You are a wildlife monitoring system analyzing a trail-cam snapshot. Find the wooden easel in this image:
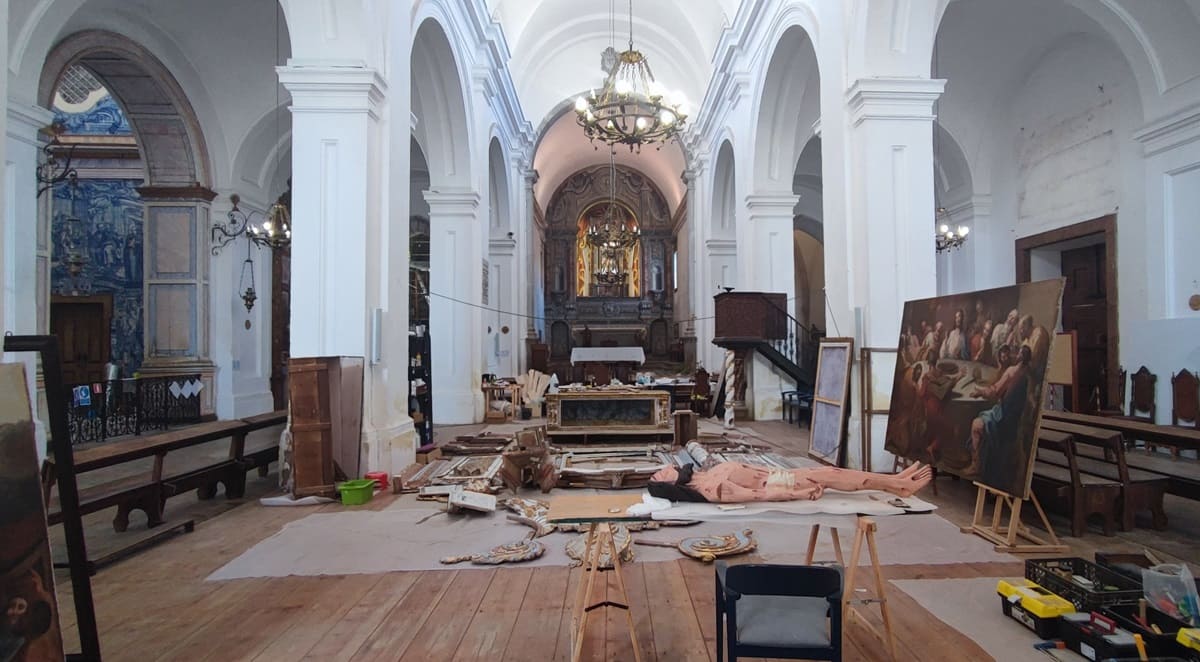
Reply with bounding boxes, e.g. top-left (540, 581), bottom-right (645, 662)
top-left (961, 482), bottom-right (1068, 553)
top-left (570, 522), bottom-right (642, 662)
top-left (806, 517), bottom-right (897, 662)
